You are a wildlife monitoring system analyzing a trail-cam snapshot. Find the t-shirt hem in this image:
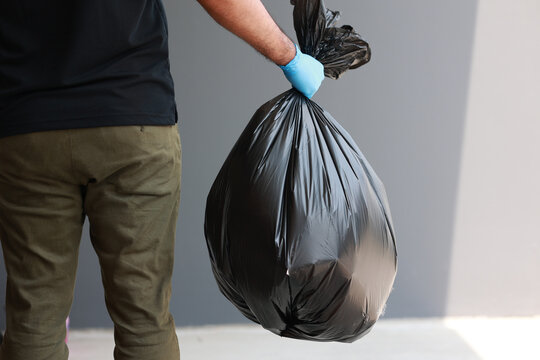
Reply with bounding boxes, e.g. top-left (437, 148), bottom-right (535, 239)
top-left (0, 112), bottom-right (178, 140)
